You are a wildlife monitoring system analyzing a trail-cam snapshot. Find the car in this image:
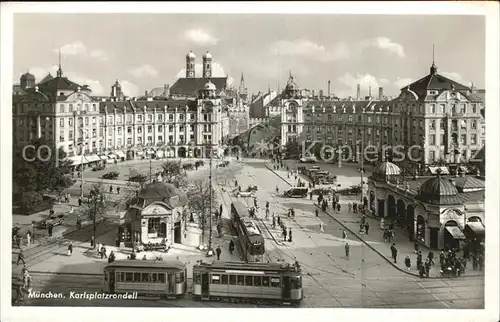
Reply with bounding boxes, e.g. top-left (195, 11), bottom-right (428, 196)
top-left (338, 185), bottom-right (361, 196)
top-left (35, 214), bottom-right (66, 229)
top-left (283, 187), bottom-right (309, 198)
top-left (217, 161), bottom-right (230, 168)
top-left (236, 191), bottom-right (255, 198)
top-left (300, 156), bottom-right (317, 163)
